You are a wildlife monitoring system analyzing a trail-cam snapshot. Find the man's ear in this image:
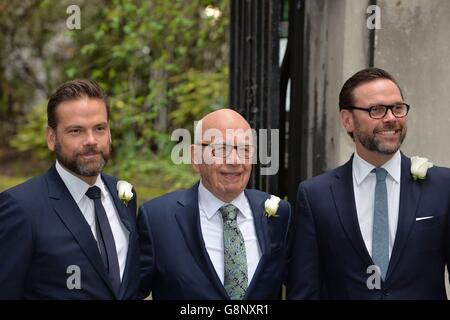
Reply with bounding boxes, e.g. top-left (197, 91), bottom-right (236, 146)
top-left (46, 126), bottom-right (56, 151)
top-left (340, 109), bottom-right (354, 136)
